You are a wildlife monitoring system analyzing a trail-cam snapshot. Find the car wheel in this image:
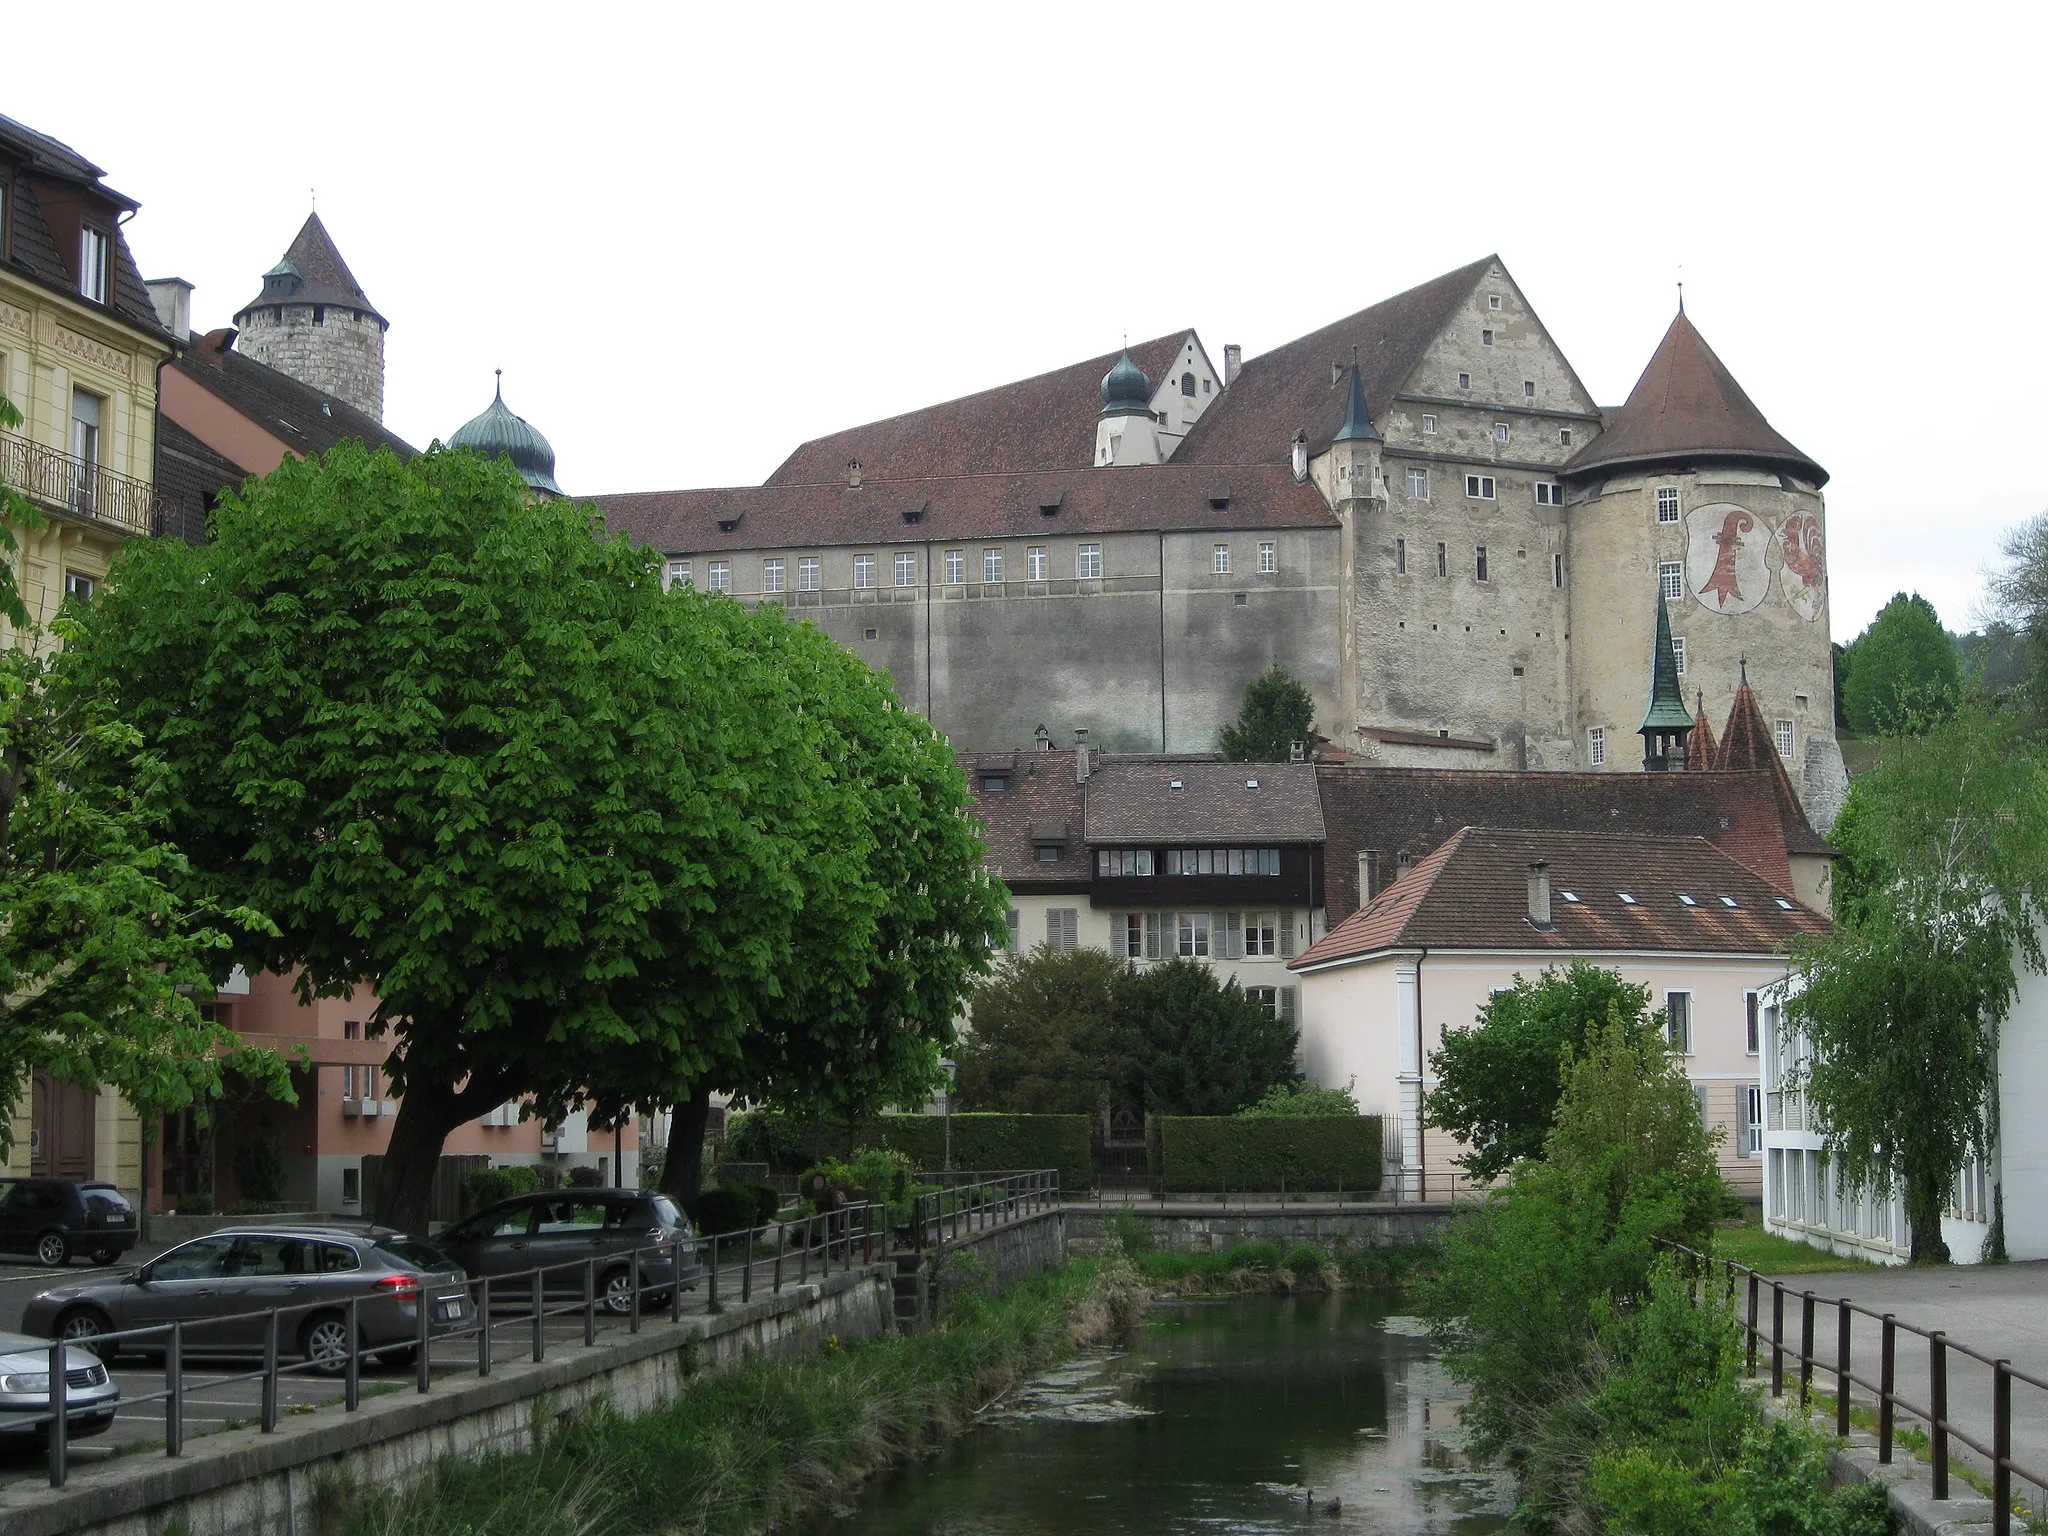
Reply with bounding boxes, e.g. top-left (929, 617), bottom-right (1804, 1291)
top-left (90, 1248), bottom-right (118, 1266)
top-left (56, 1307), bottom-right (118, 1362)
top-left (35, 1232), bottom-right (70, 1267)
top-left (384, 1344), bottom-right (419, 1369)
top-left (601, 1265), bottom-right (636, 1316)
top-left (300, 1313), bottom-right (355, 1376)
